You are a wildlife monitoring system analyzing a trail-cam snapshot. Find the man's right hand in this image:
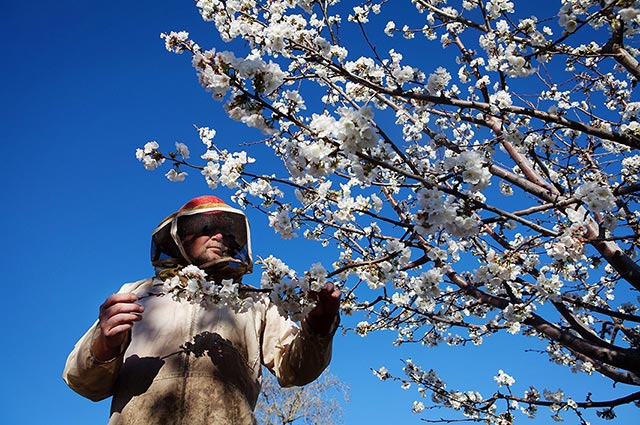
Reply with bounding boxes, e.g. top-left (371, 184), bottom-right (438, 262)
top-left (92, 293), bottom-right (144, 362)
